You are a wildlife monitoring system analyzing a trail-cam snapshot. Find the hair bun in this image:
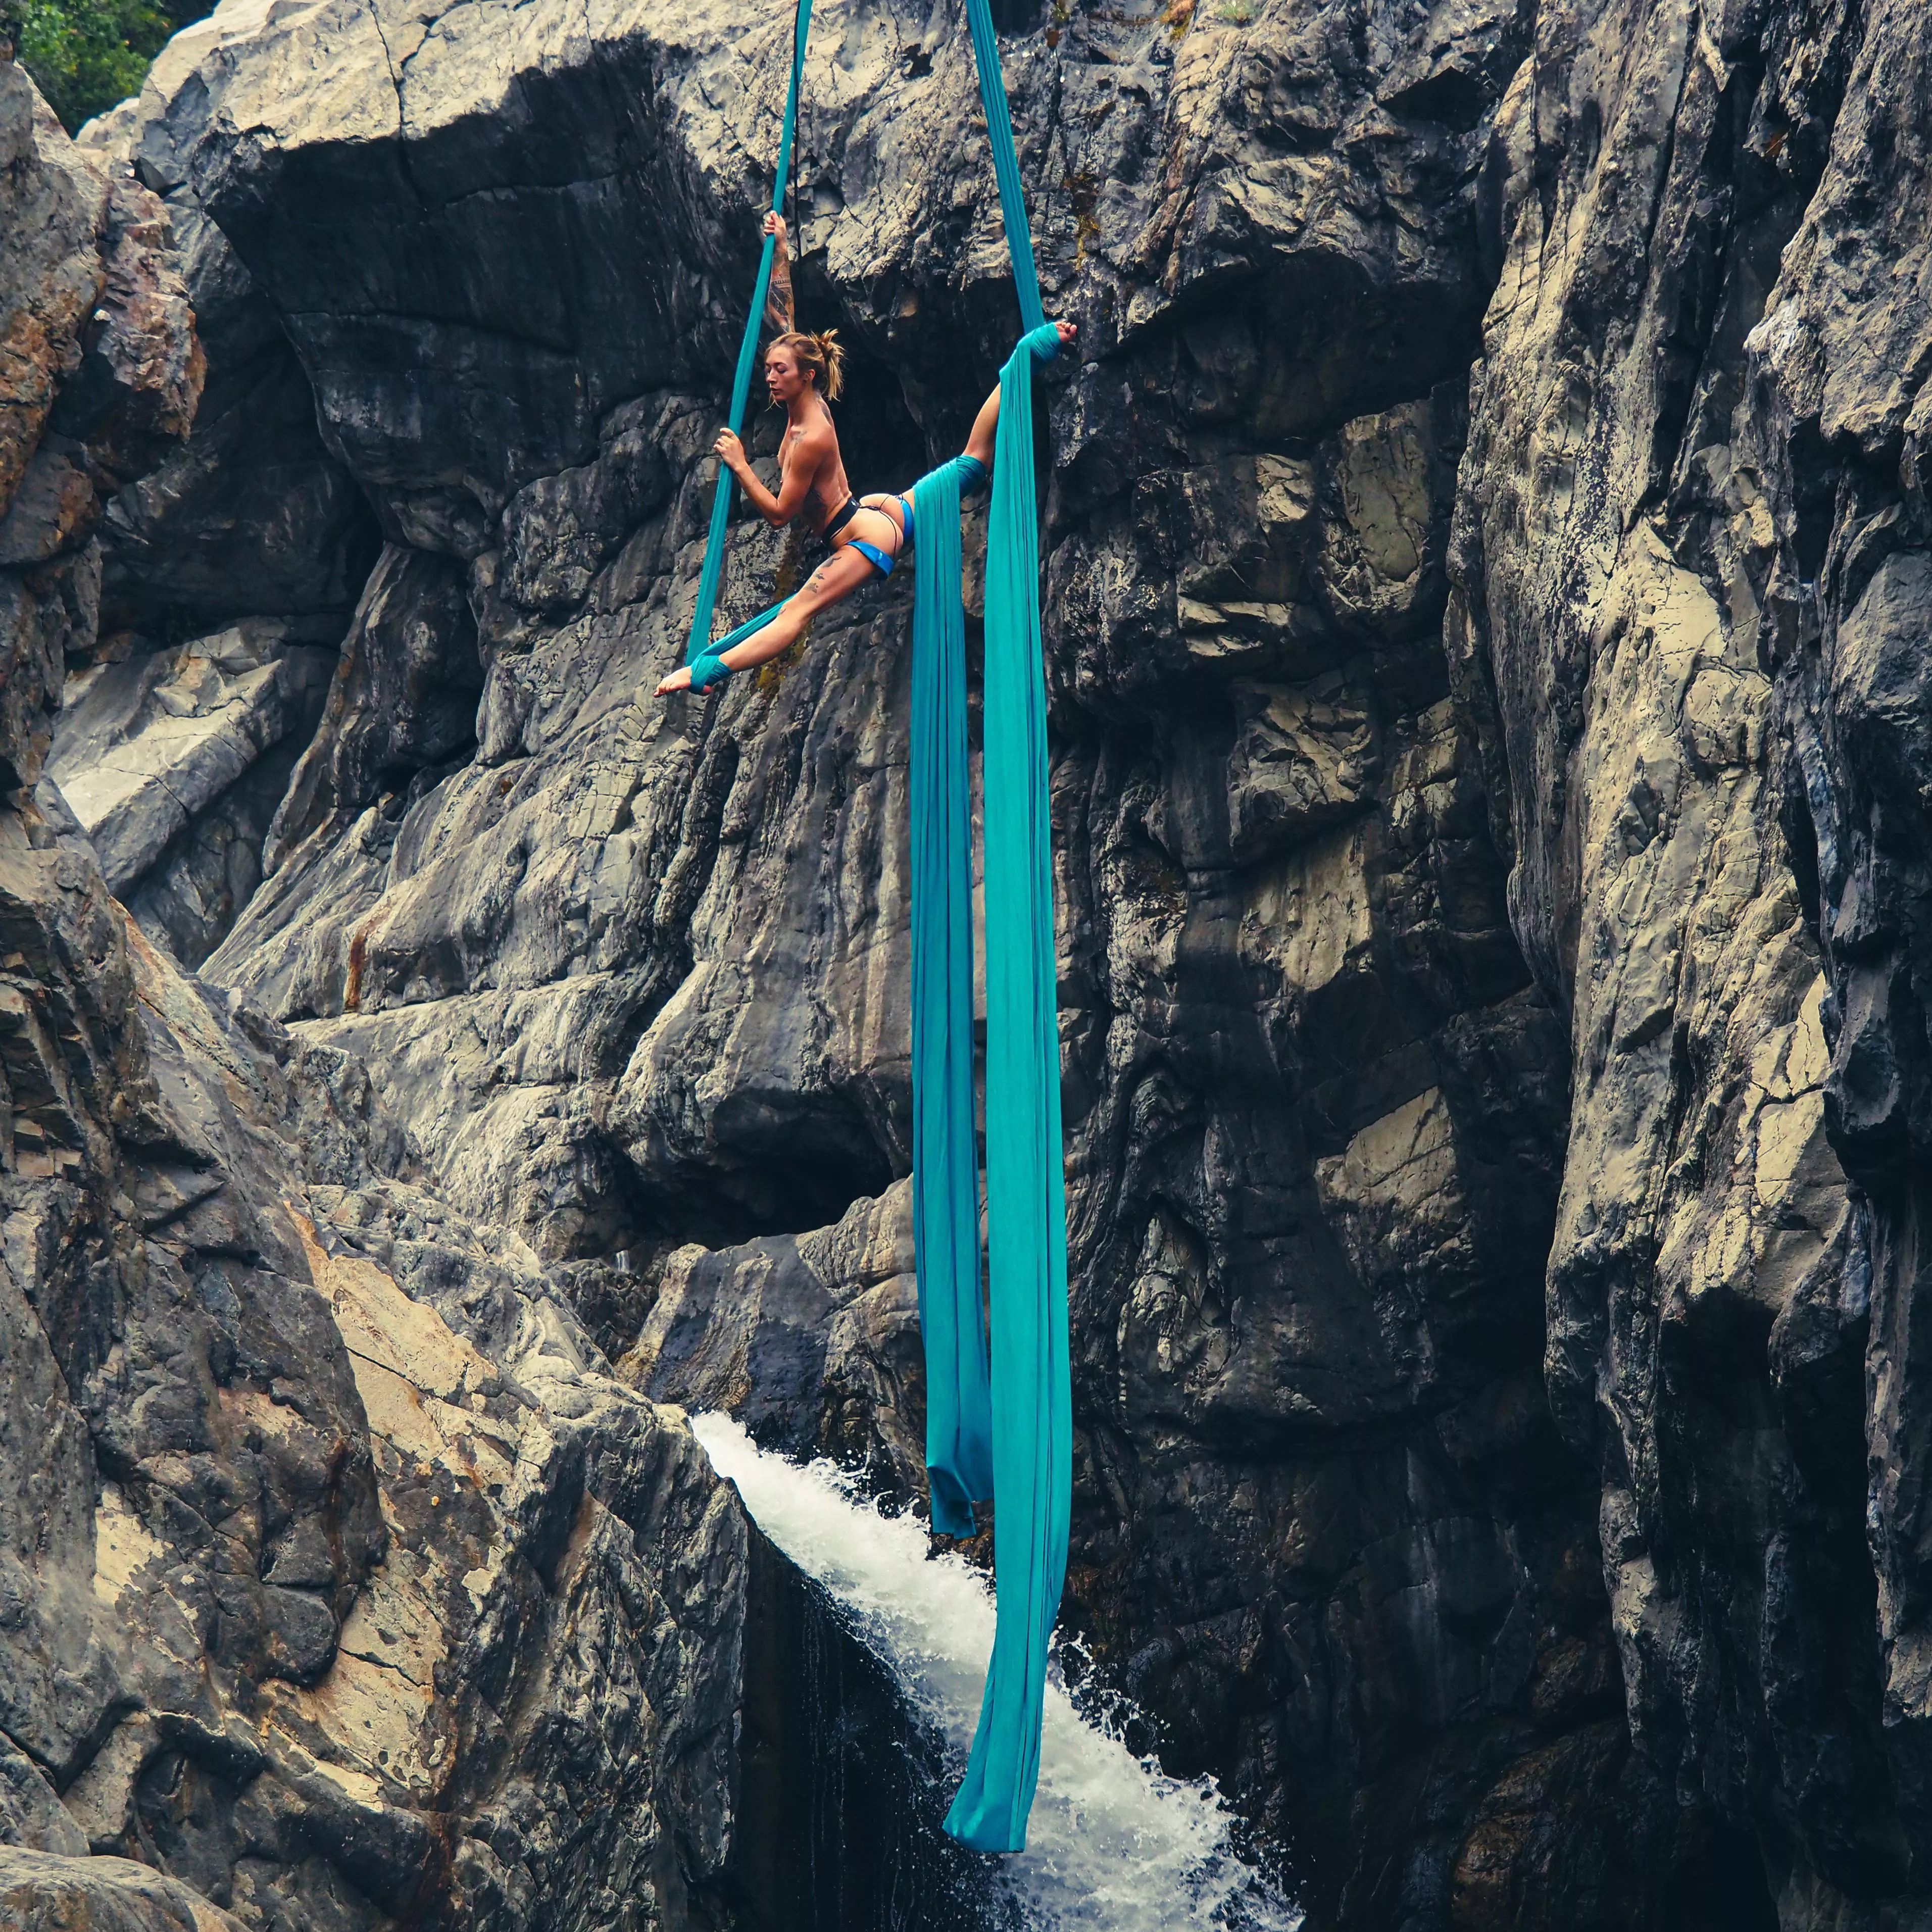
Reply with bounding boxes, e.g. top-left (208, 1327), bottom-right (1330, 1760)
top-left (814, 329), bottom-right (847, 401)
